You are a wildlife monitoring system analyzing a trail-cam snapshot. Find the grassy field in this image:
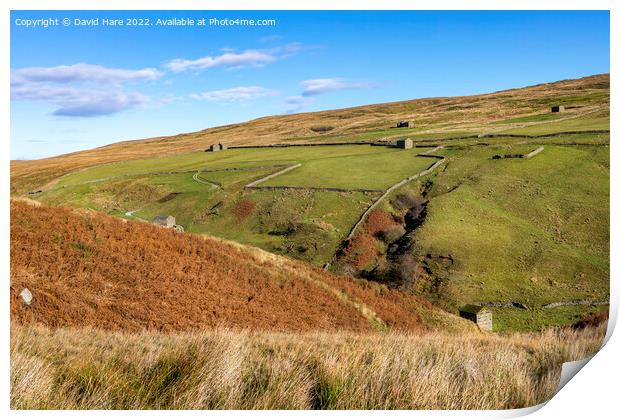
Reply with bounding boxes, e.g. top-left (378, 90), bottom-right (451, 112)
top-left (55, 145), bottom-right (434, 189)
top-left (496, 110), bottom-right (610, 135)
top-left (11, 321), bottom-right (606, 409)
top-left (408, 139), bottom-right (609, 330)
top-left (261, 146), bottom-right (434, 189)
top-left (35, 144), bottom-right (437, 266)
